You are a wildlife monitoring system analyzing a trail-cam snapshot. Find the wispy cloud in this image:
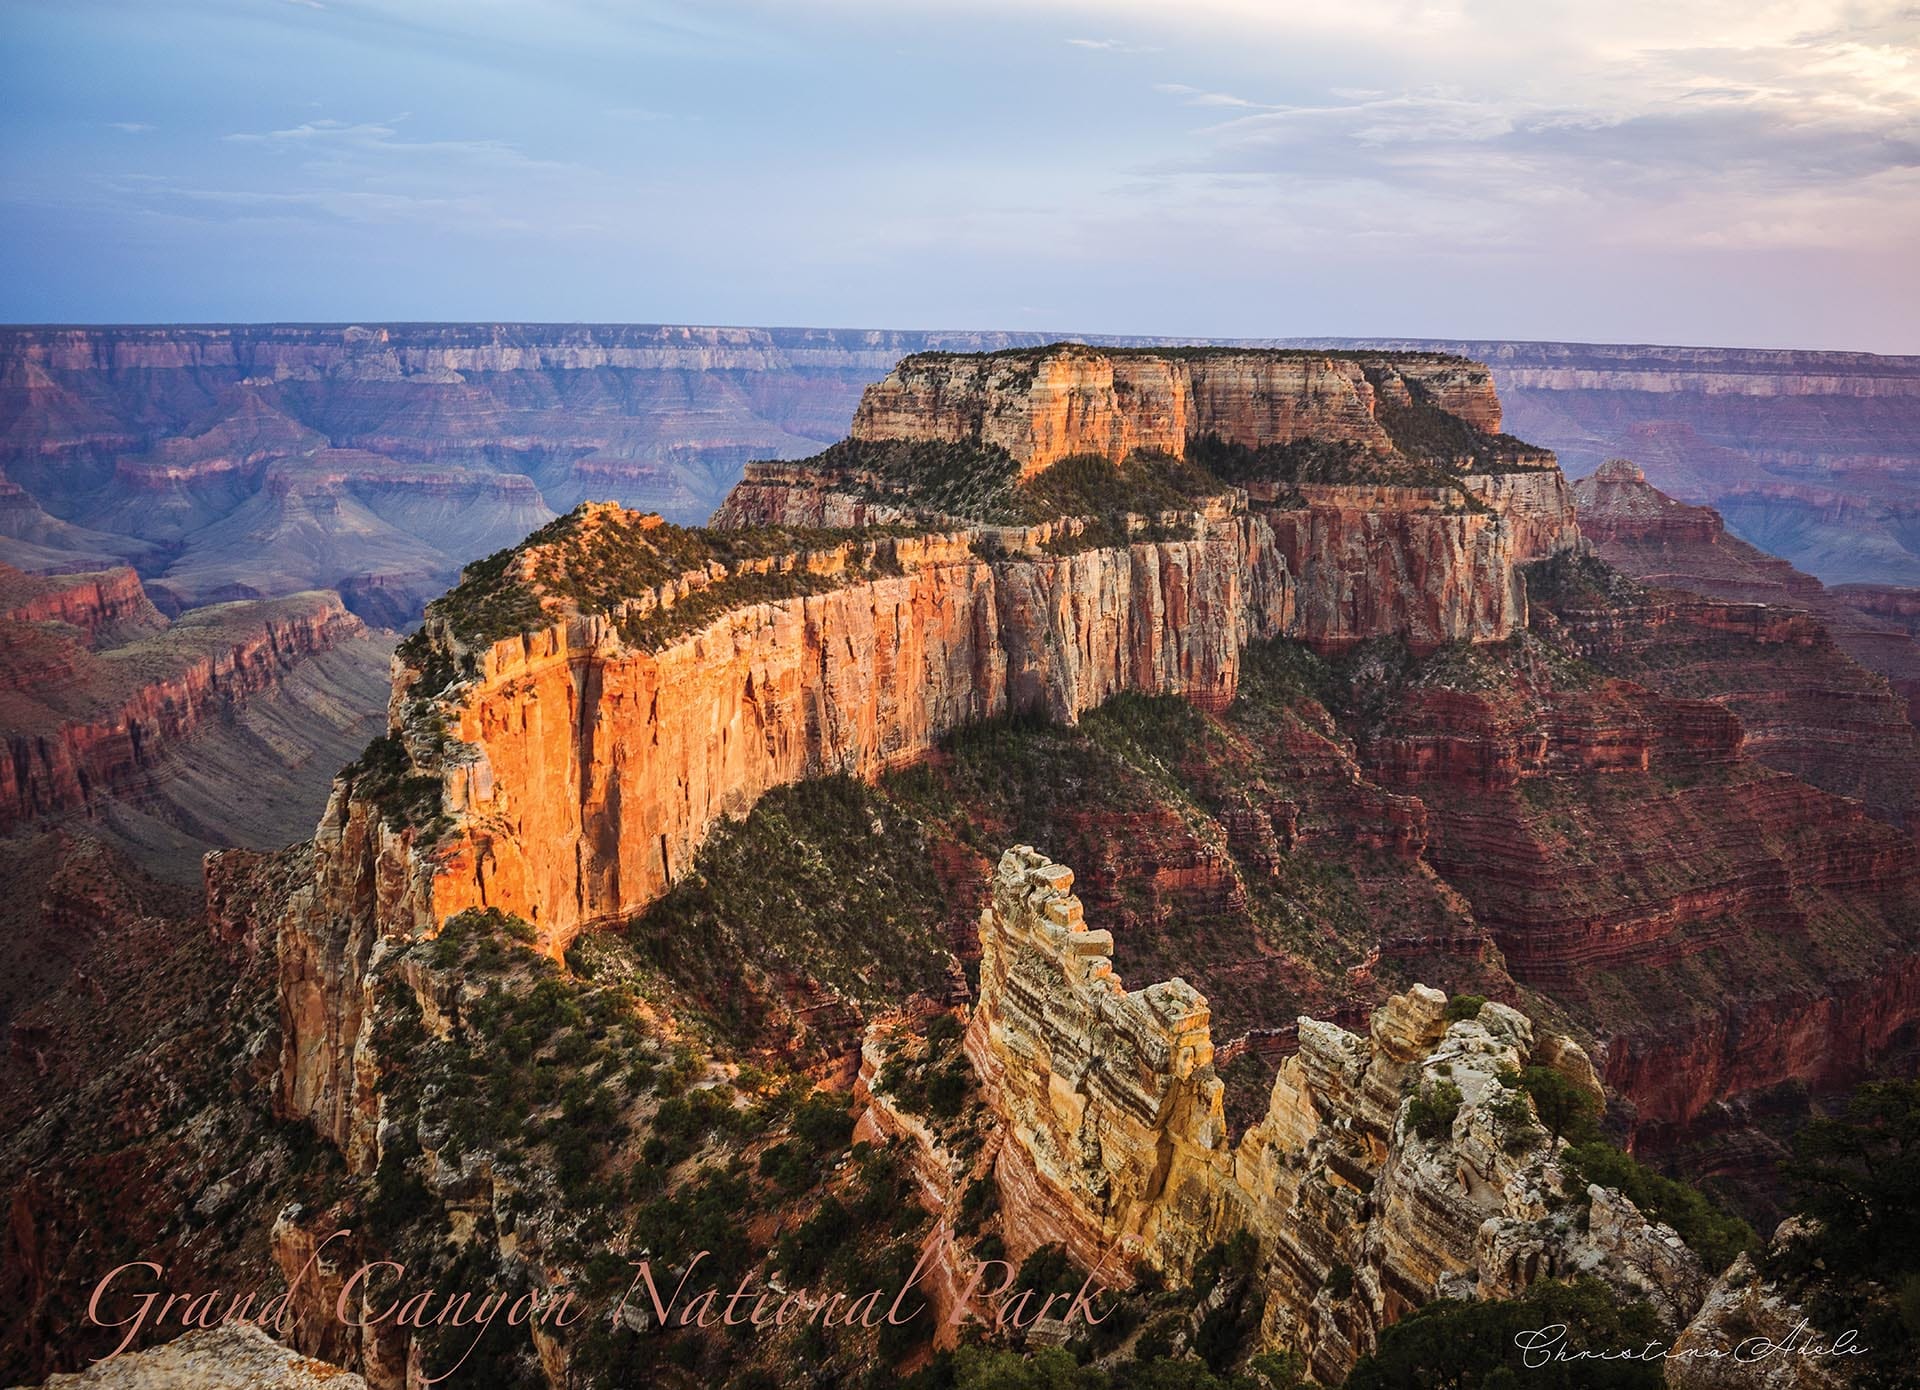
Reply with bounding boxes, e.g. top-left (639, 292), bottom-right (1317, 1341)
top-left (9, 0), bottom-right (1918, 345)
top-left (1153, 84), bottom-right (1272, 111)
top-left (221, 115), bottom-right (579, 173)
top-left (1066, 37), bottom-right (1158, 54)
